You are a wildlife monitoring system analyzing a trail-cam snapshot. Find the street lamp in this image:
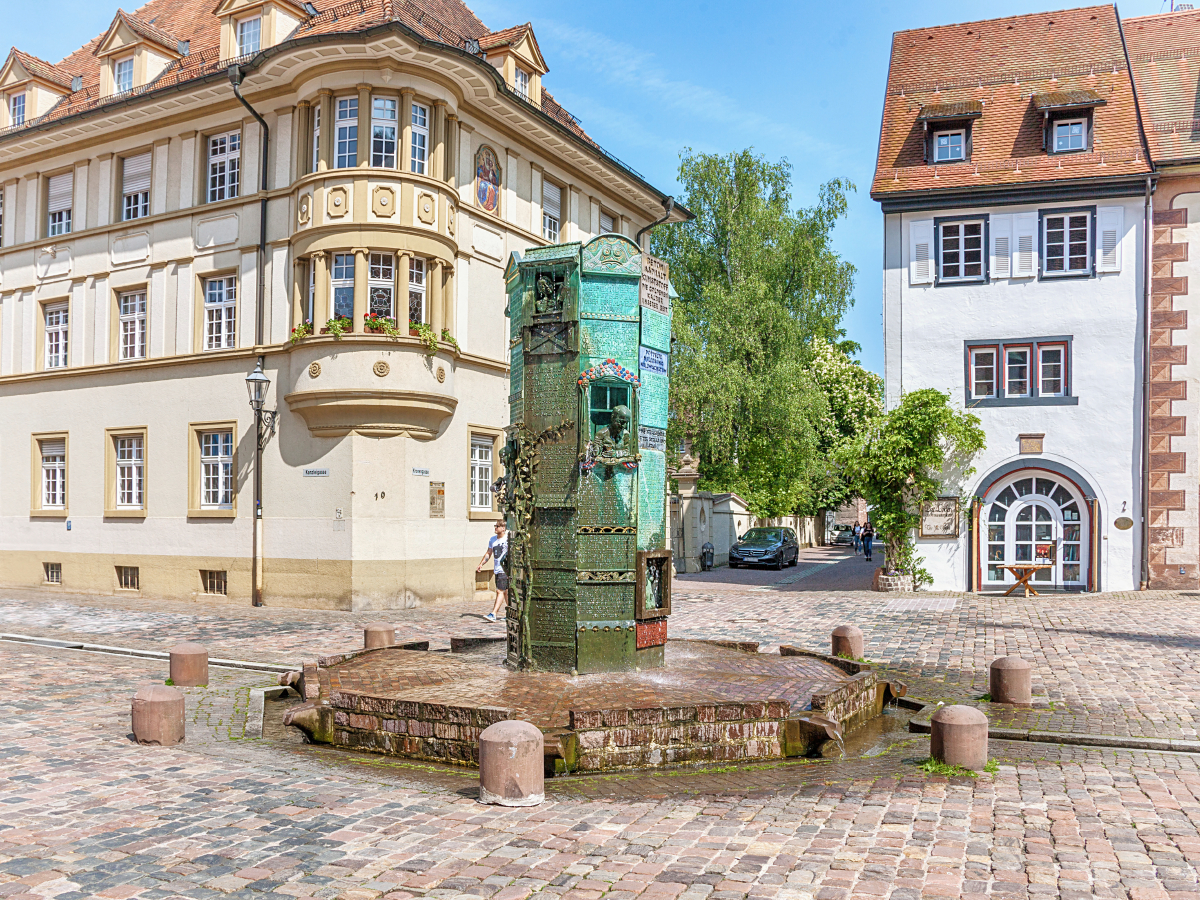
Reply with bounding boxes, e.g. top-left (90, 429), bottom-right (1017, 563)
top-left (245, 356), bottom-right (278, 607)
